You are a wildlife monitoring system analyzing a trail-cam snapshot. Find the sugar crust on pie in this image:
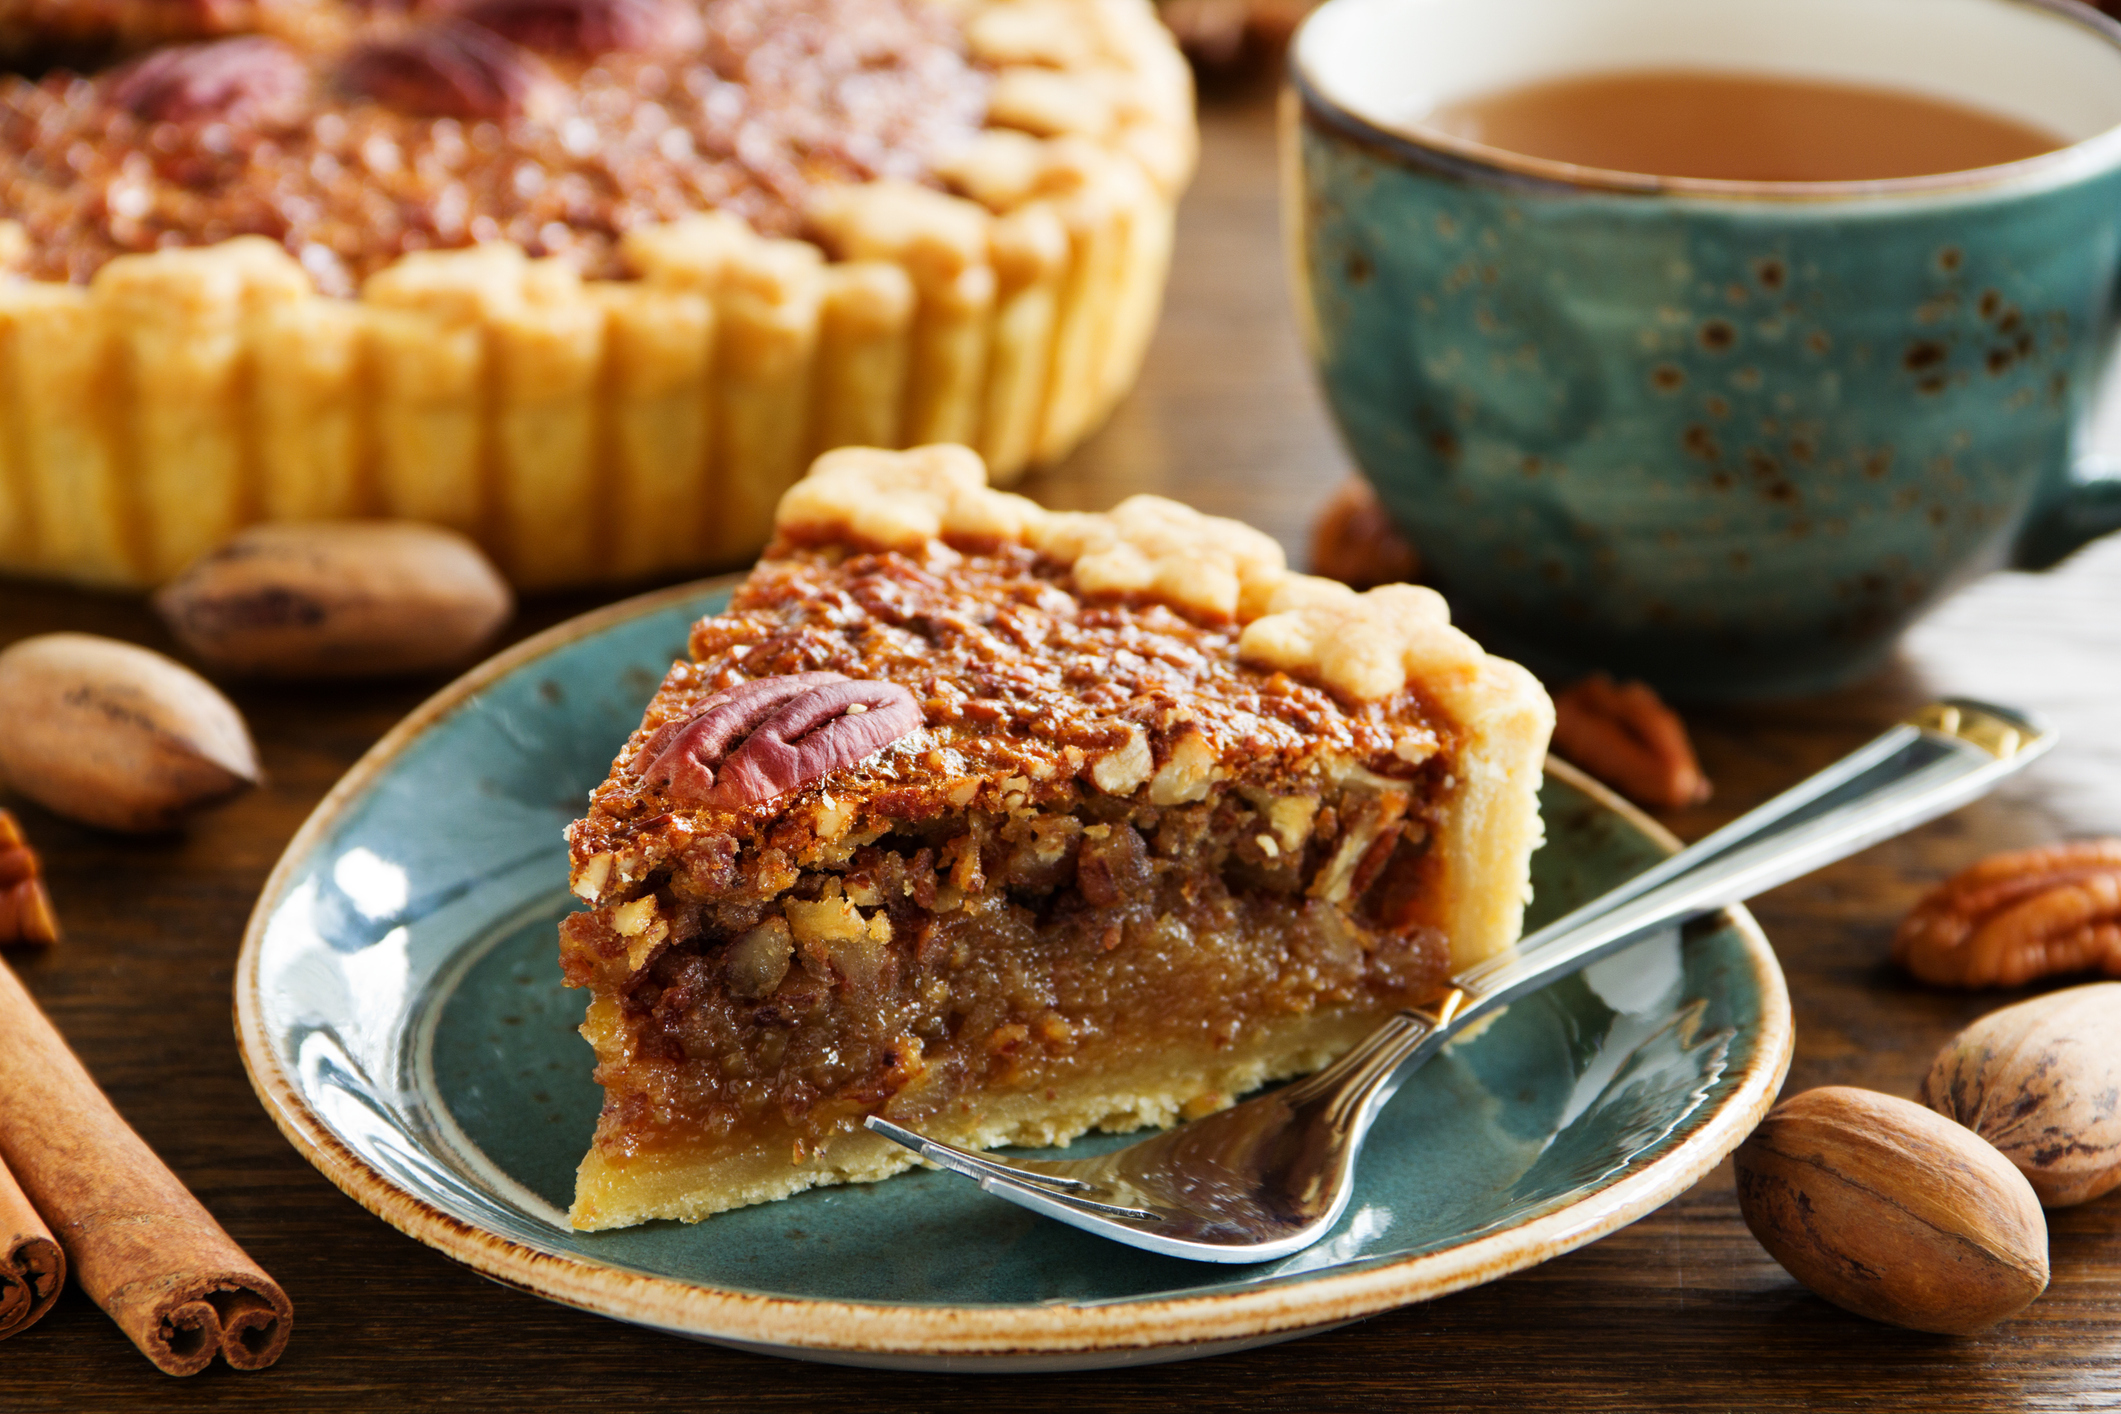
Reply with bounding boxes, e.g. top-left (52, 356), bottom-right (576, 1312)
top-left (560, 443), bottom-right (1554, 1230)
top-left (0, 0), bottom-right (1193, 589)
